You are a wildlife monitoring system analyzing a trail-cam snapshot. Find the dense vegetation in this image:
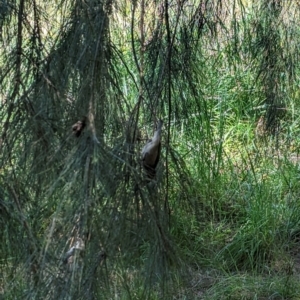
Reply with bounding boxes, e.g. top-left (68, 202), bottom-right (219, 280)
top-left (1, 0), bottom-right (300, 299)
